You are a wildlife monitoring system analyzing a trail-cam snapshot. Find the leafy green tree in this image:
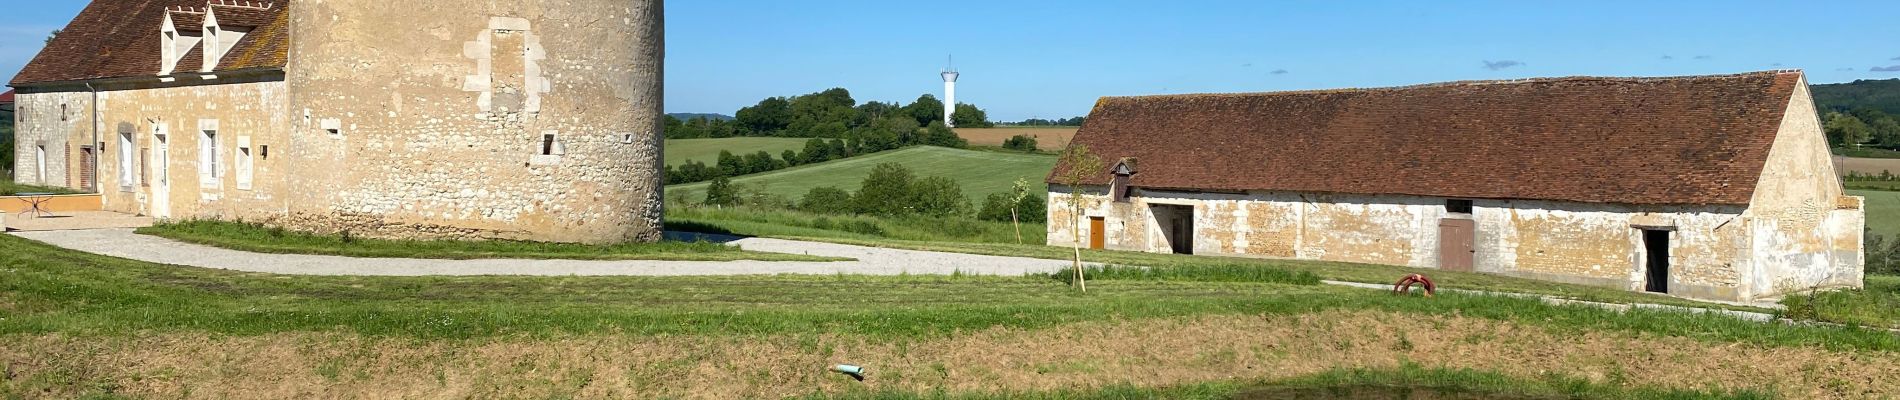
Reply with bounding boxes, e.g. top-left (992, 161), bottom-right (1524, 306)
top-left (798, 186), bottom-right (855, 214)
top-left (1016, 191), bottom-right (1047, 223)
top-left (781, 149), bottom-right (801, 166)
top-left (921, 121), bottom-right (968, 148)
top-left (952, 103), bottom-right (993, 127)
top-left (735, 97), bottom-right (792, 134)
top-left (904, 94), bottom-right (945, 127)
top-left (856, 101), bottom-right (903, 120)
top-left (801, 138), bottom-right (832, 164)
top-left (703, 176), bottom-right (737, 206)
top-left (853, 163), bottom-right (917, 216)
top-left (977, 192), bottom-right (1017, 222)
top-left (715, 150), bottom-right (742, 176)
top-left (909, 176), bottom-right (970, 217)
top-left (827, 139), bottom-right (849, 158)
top-left (1826, 112), bottom-right (1873, 148)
